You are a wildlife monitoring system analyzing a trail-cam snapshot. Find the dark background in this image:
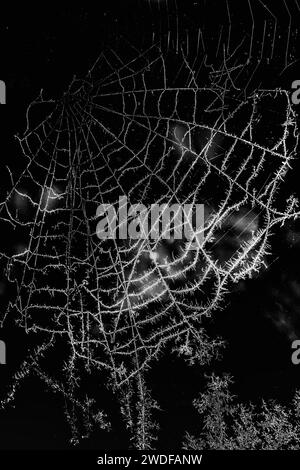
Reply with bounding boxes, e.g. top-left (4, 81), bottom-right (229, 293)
top-left (0, 0), bottom-right (300, 449)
